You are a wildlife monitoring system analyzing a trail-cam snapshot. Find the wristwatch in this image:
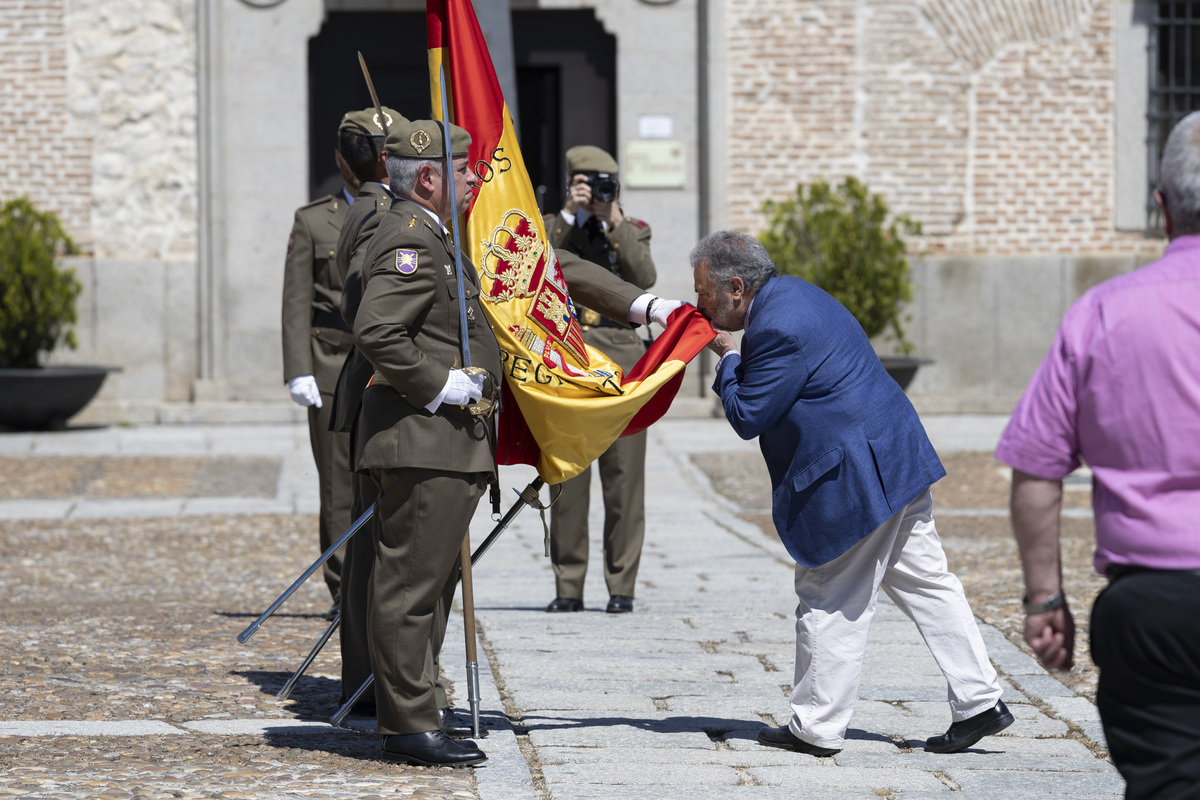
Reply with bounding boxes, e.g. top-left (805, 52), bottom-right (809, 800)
top-left (1022, 590), bottom-right (1066, 615)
